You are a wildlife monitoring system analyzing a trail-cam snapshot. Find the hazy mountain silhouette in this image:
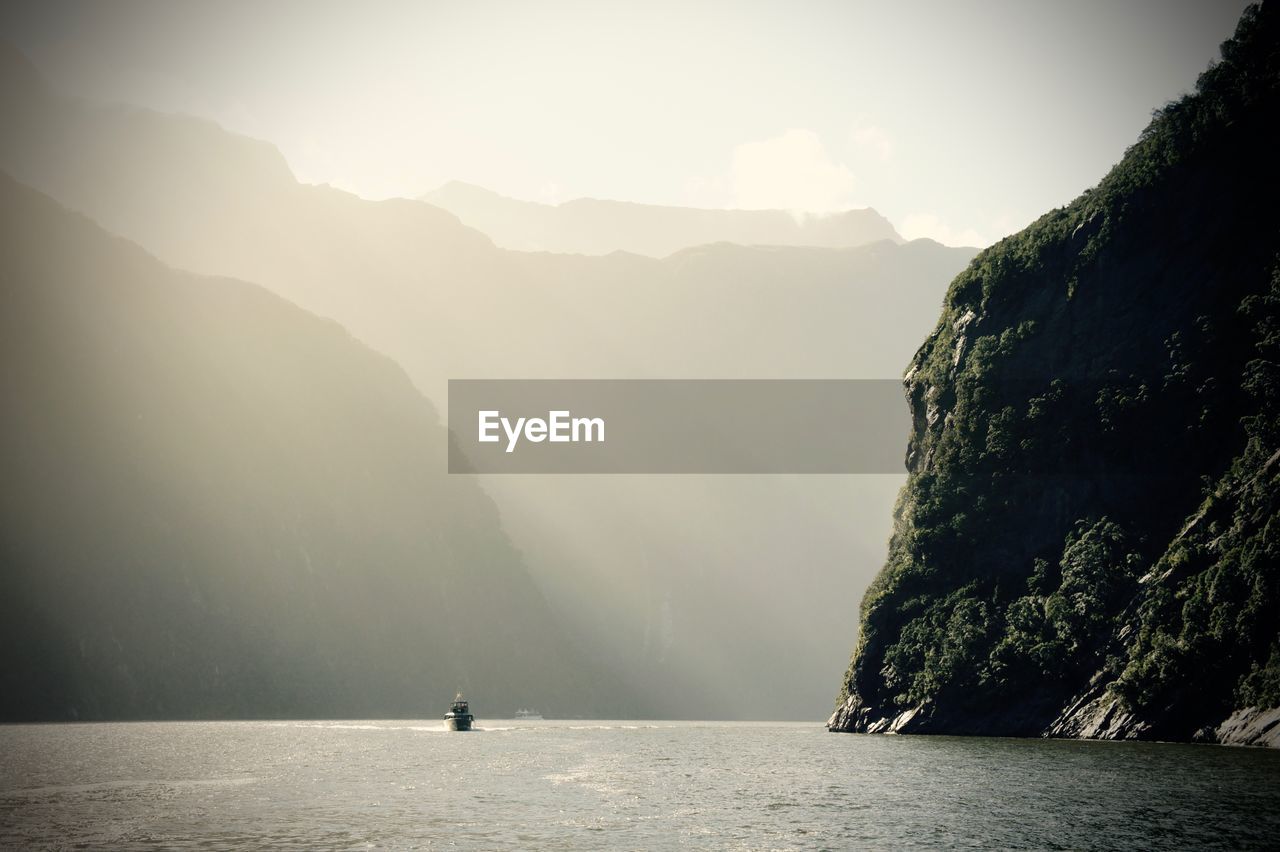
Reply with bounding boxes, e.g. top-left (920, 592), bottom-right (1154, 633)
top-left (0, 172), bottom-right (629, 721)
top-left (423, 180), bottom-right (904, 257)
top-left (0, 42), bottom-right (976, 719)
